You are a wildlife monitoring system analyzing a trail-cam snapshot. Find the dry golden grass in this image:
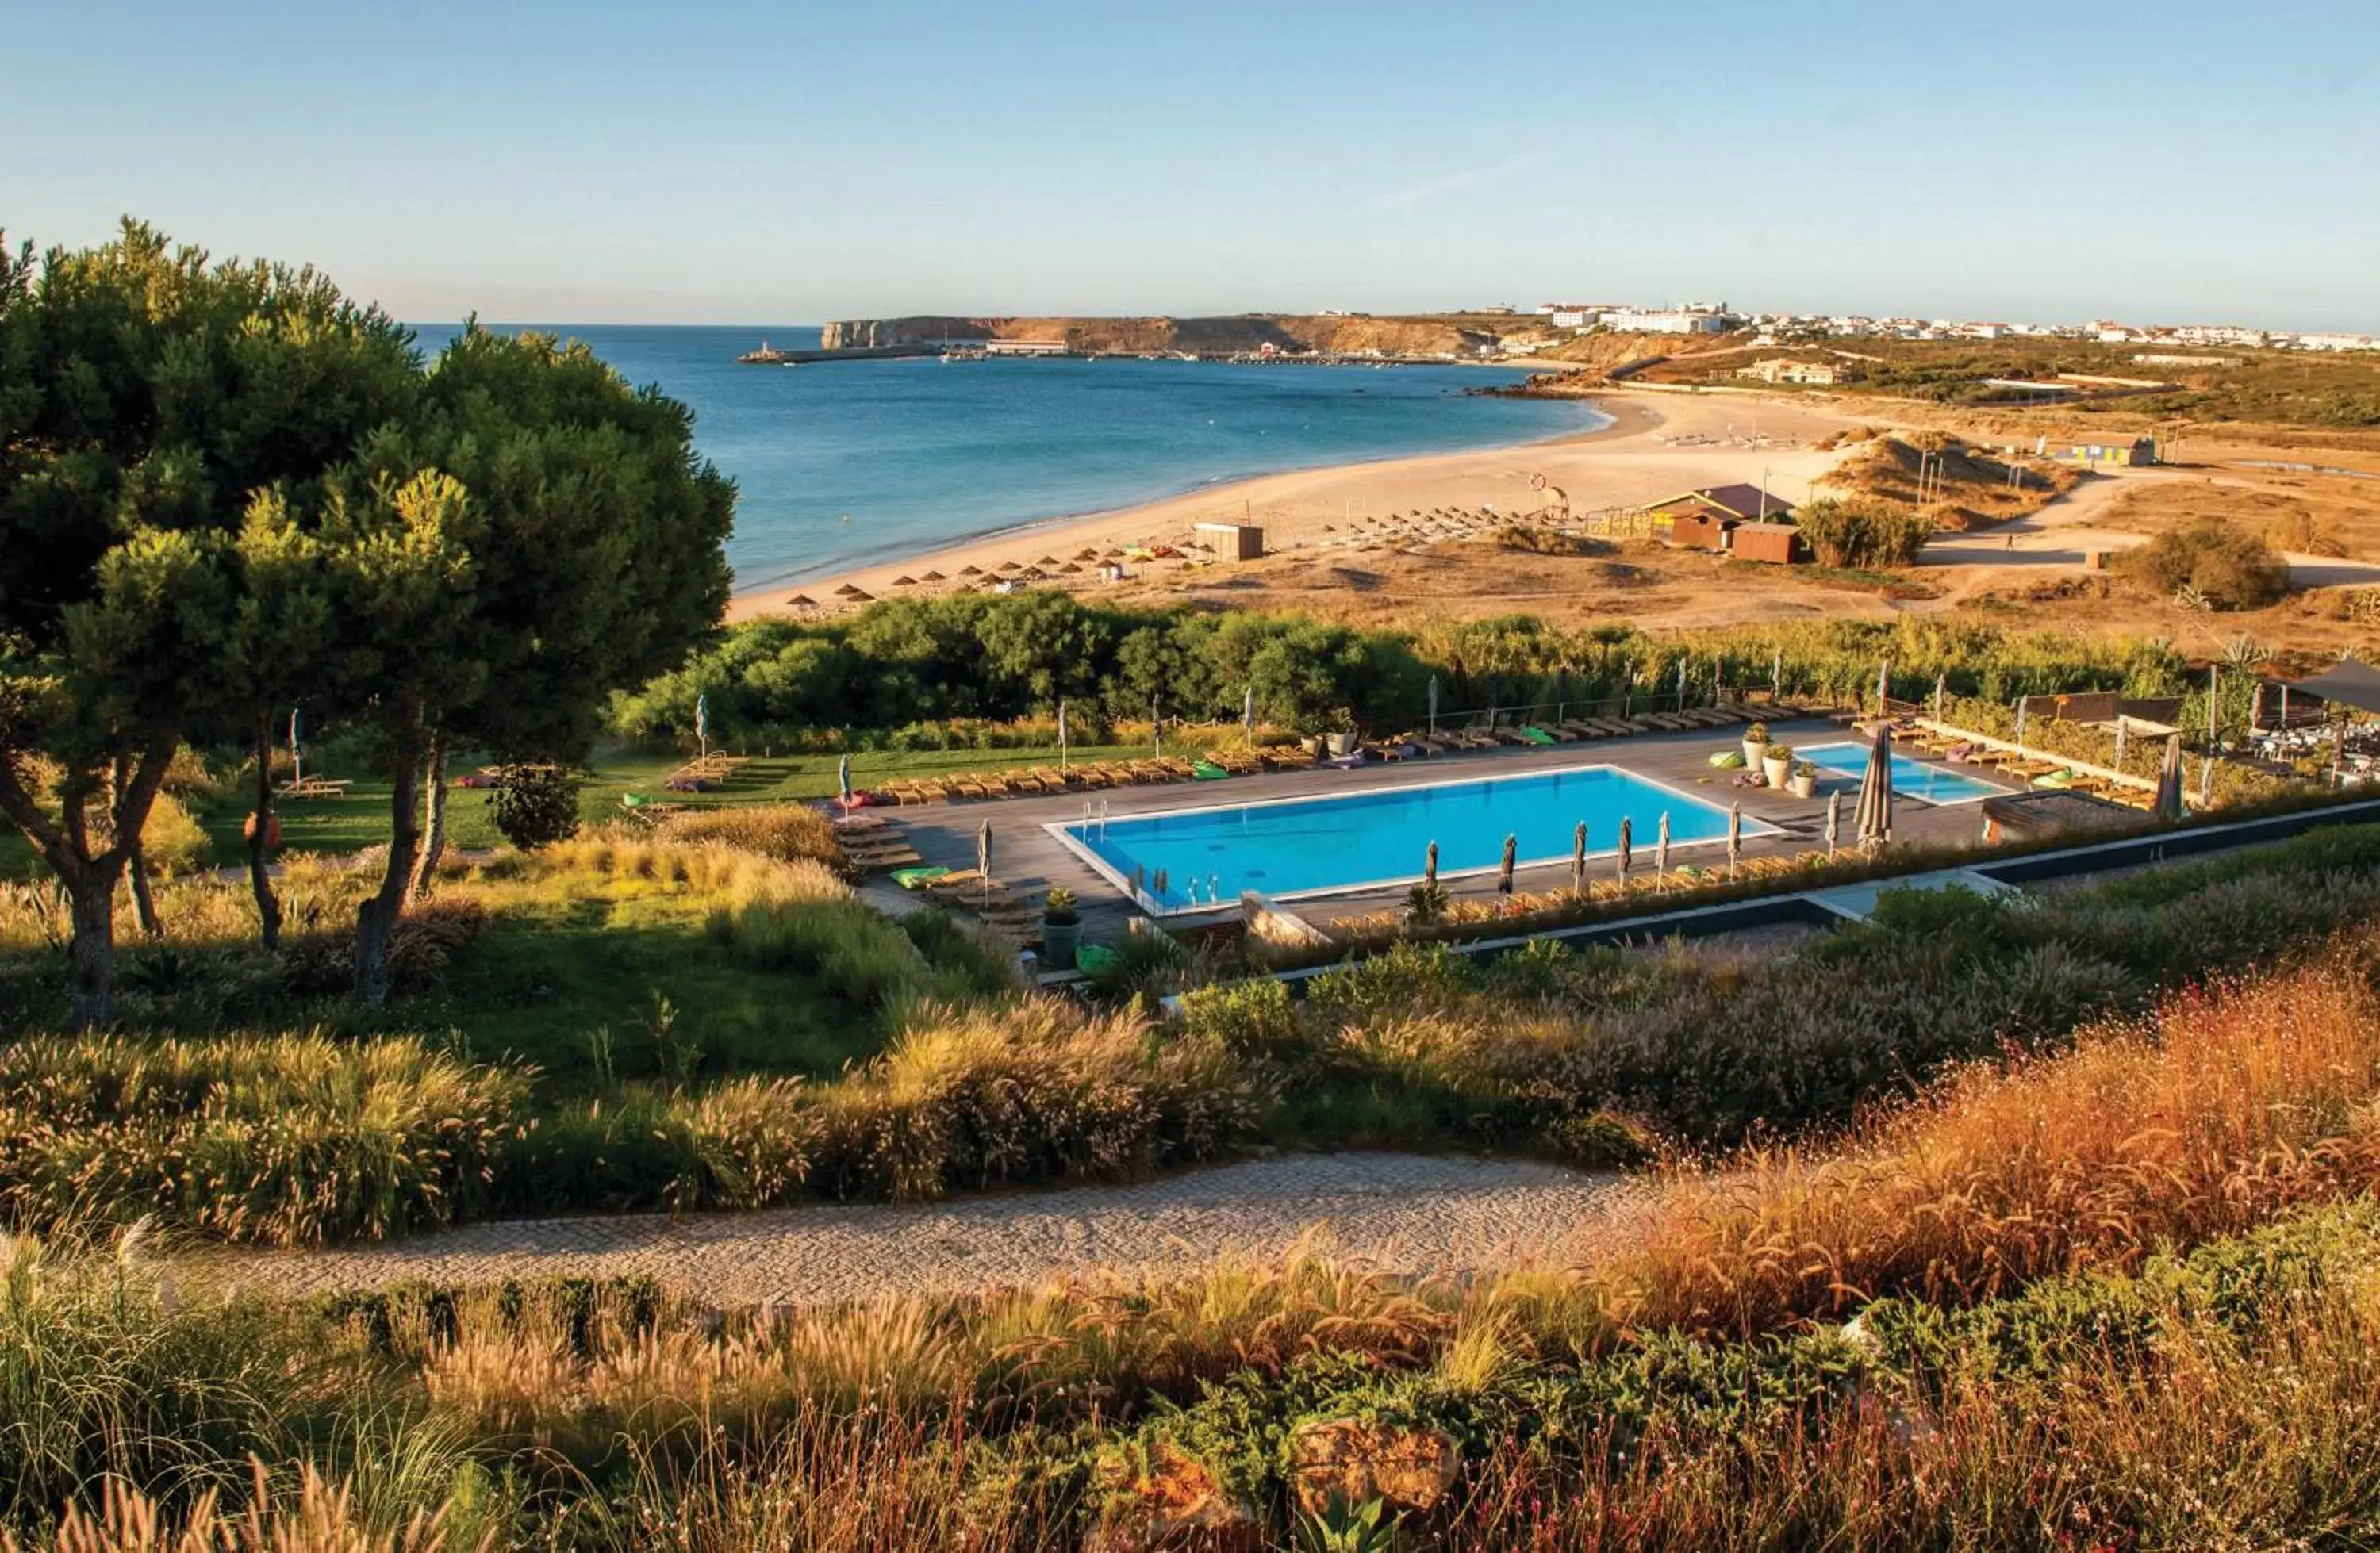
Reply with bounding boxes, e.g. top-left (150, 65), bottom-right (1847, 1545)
top-left (1599, 949), bottom-right (2380, 1340)
top-left (0, 1466), bottom-right (482, 1553)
